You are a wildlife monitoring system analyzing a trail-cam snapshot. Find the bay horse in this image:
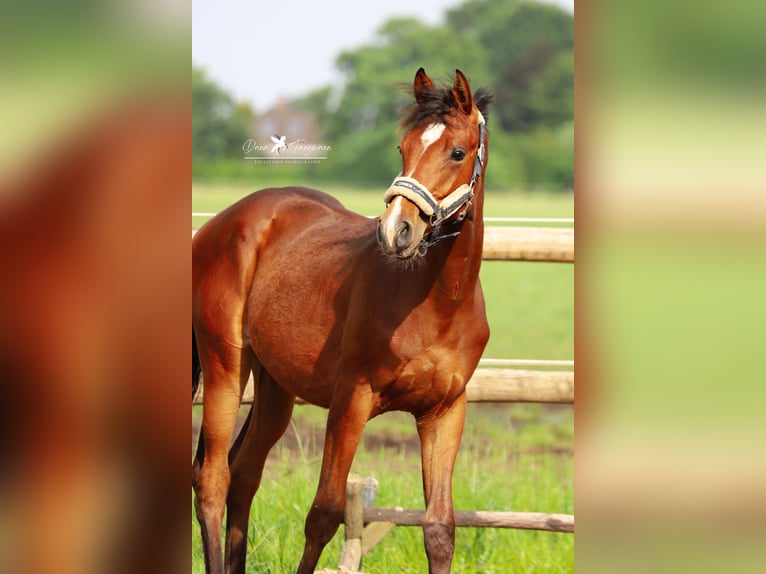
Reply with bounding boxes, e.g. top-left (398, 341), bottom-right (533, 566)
top-left (192, 68), bottom-right (492, 574)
